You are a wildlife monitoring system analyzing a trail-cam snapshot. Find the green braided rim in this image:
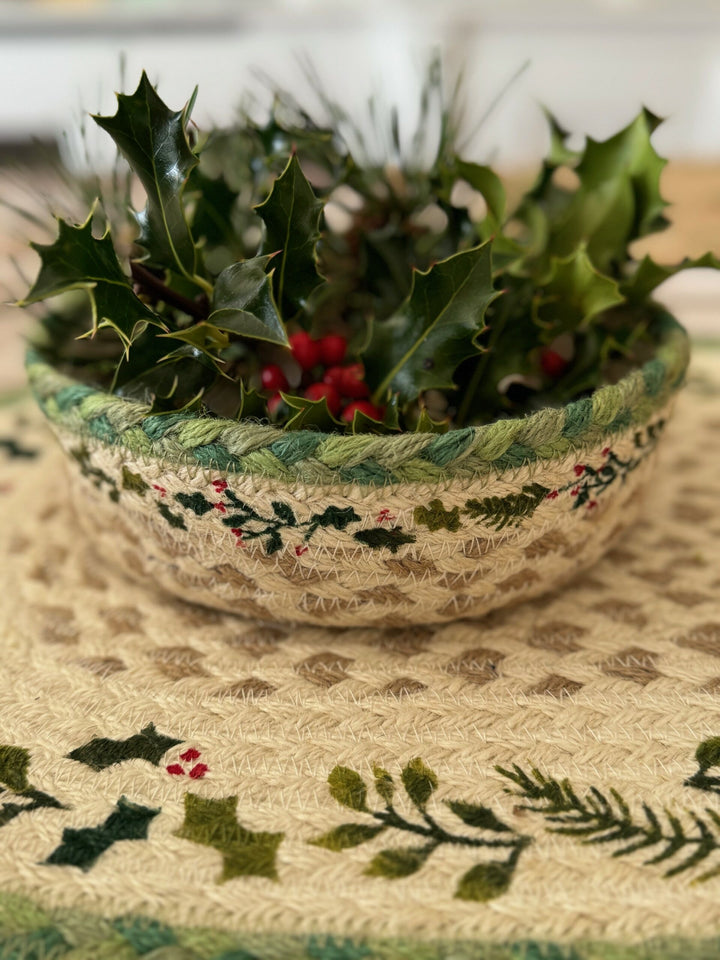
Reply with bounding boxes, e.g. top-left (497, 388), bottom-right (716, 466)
top-left (26, 311), bottom-right (689, 488)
